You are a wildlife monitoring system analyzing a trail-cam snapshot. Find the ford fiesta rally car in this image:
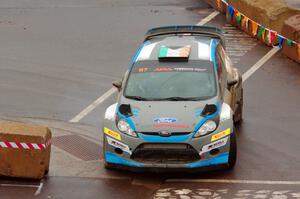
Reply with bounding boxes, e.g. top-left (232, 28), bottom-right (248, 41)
top-left (102, 26), bottom-right (243, 172)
